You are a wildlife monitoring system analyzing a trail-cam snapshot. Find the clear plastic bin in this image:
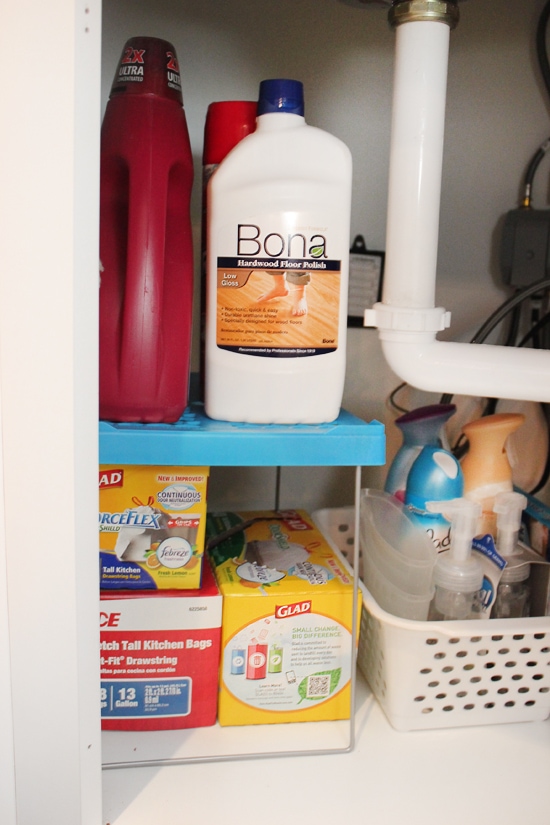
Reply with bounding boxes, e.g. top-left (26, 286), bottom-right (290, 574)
top-left (360, 489), bottom-right (436, 620)
top-left (360, 488), bottom-right (436, 596)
